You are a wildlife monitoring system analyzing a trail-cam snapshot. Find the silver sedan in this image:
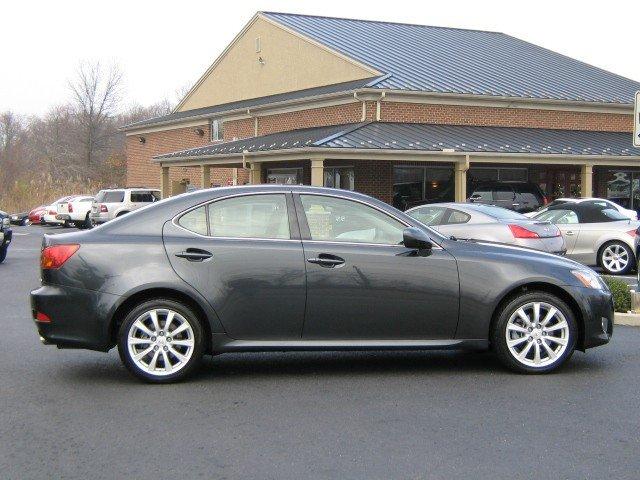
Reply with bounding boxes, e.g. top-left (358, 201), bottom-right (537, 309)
top-left (406, 203), bottom-right (565, 254)
top-left (533, 201), bottom-right (639, 275)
